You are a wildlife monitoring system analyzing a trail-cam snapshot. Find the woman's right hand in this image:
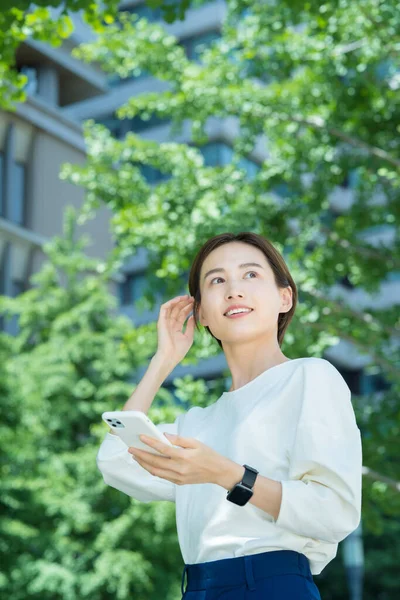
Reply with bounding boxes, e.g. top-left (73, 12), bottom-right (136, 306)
top-left (155, 295), bottom-right (195, 366)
